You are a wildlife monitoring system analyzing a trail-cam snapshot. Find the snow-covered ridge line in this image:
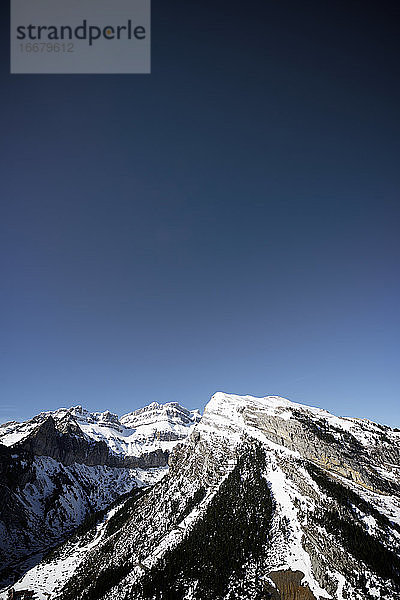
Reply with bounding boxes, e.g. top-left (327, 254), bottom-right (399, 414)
top-left (205, 392), bottom-right (400, 446)
top-left (0, 401), bottom-right (201, 457)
